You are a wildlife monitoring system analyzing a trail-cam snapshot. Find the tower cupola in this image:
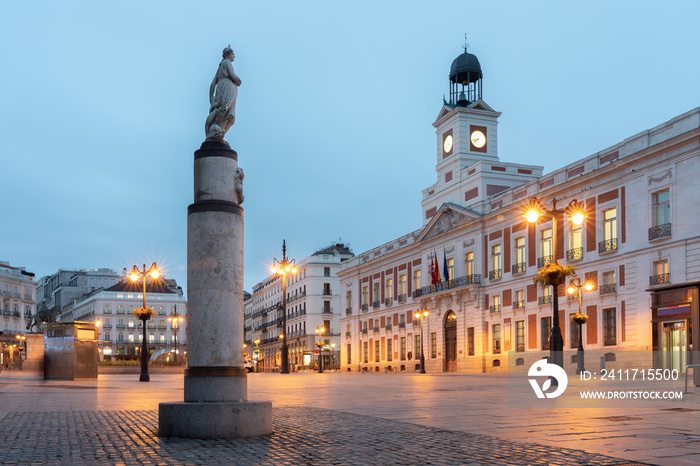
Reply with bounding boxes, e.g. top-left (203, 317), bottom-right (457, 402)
top-left (448, 47), bottom-right (483, 106)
